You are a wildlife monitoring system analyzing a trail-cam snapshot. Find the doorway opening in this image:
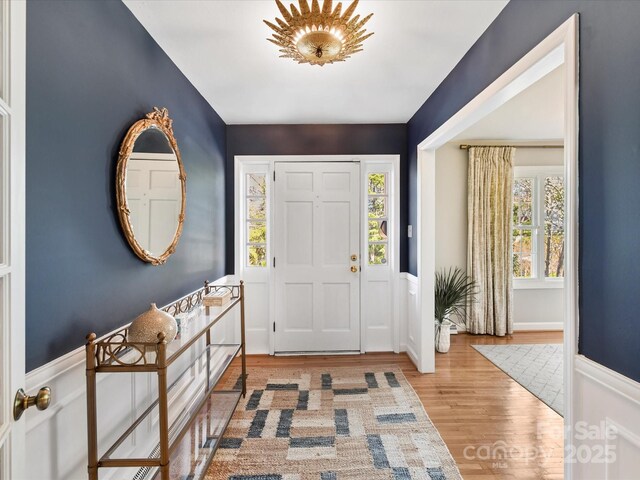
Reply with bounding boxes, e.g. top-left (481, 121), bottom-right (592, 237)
top-left (415, 14), bottom-right (578, 480)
